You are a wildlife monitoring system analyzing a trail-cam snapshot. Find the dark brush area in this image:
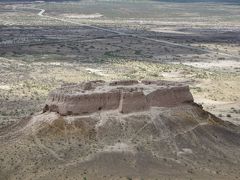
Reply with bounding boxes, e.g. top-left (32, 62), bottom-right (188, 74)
top-left (0, 0), bottom-right (240, 3)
